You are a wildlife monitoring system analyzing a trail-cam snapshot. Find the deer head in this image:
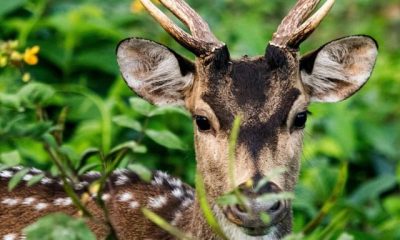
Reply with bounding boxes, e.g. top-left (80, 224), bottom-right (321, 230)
top-left (117, 0), bottom-right (378, 238)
